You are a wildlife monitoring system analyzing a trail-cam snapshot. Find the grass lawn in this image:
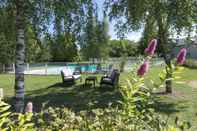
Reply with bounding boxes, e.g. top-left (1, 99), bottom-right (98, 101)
top-left (0, 74), bottom-right (123, 112)
top-left (0, 67), bottom-right (197, 129)
top-left (147, 67), bottom-right (197, 129)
